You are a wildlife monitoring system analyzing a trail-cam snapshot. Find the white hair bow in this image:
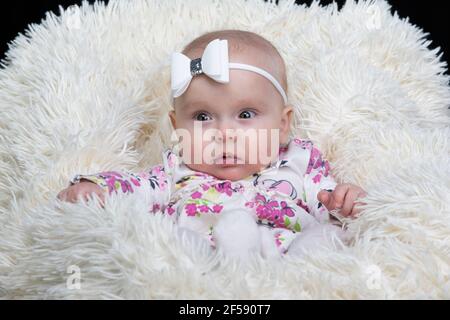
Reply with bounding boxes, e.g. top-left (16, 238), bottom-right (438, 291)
top-left (171, 39), bottom-right (287, 105)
